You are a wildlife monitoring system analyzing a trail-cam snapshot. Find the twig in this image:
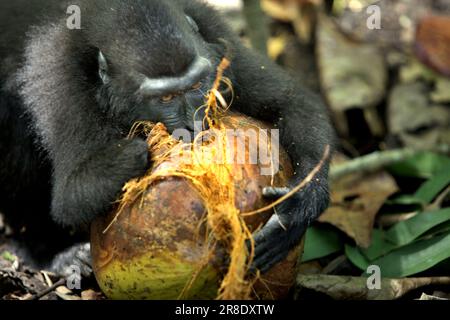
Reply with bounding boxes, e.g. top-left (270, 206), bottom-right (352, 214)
top-left (26, 278), bottom-right (66, 301)
top-left (264, 145), bottom-right (450, 197)
top-left (330, 145), bottom-right (449, 182)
